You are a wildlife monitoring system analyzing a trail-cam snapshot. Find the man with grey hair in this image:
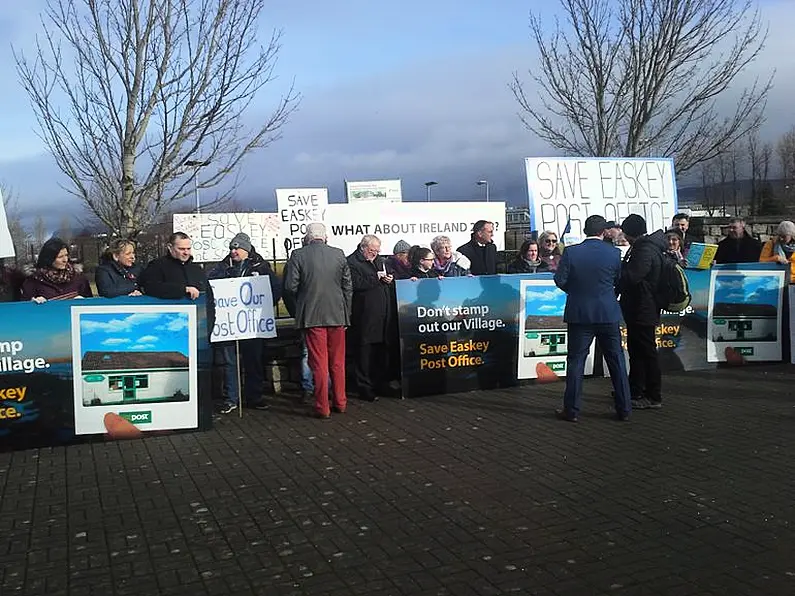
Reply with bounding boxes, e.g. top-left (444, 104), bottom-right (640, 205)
top-left (714, 217), bottom-right (762, 264)
top-left (284, 223), bottom-right (352, 419)
top-left (347, 234), bottom-right (395, 401)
